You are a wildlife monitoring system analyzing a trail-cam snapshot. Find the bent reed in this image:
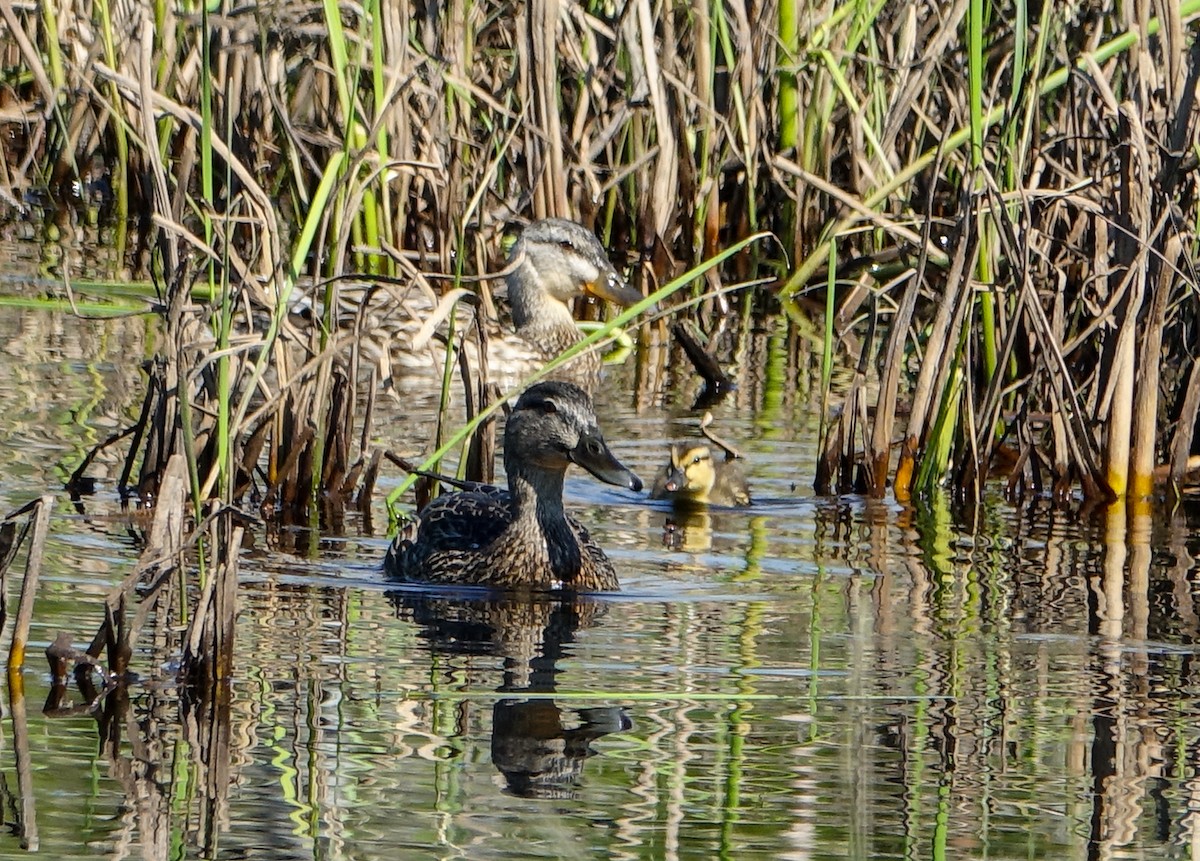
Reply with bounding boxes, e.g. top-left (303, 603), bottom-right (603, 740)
top-left (0, 0), bottom-right (1195, 516)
